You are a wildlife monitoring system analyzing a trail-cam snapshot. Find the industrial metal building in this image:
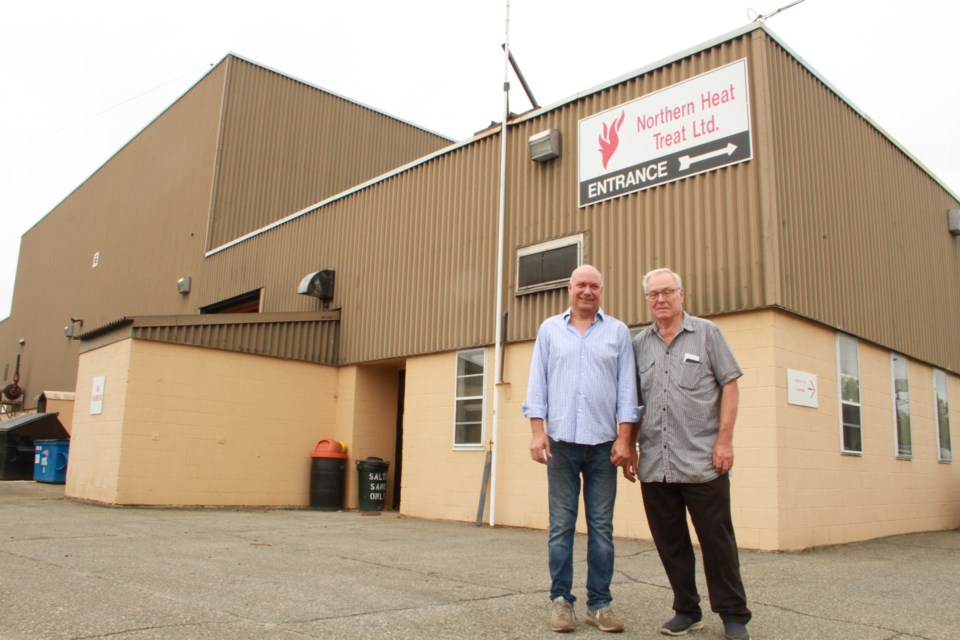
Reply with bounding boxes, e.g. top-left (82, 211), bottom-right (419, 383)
top-left (0, 23), bottom-right (956, 550)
